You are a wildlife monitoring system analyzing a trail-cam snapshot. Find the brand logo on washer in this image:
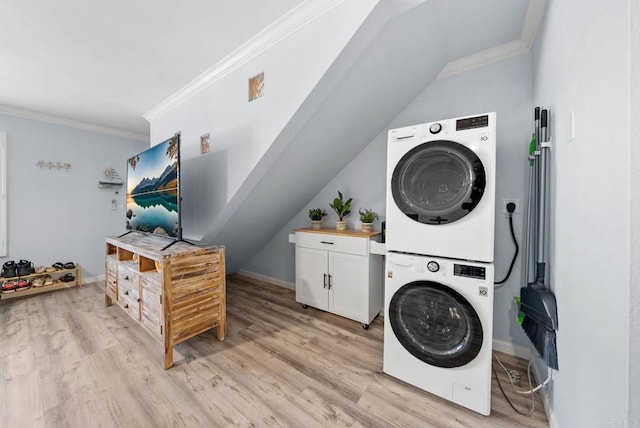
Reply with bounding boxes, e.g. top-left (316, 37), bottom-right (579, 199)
top-left (387, 271), bottom-right (393, 278)
top-left (479, 286), bottom-right (488, 296)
